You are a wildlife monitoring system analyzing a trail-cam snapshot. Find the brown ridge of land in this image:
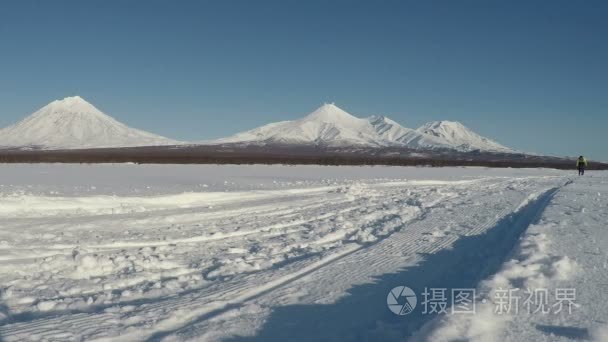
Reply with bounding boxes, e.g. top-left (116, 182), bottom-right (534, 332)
top-left (0, 144), bottom-right (606, 170)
